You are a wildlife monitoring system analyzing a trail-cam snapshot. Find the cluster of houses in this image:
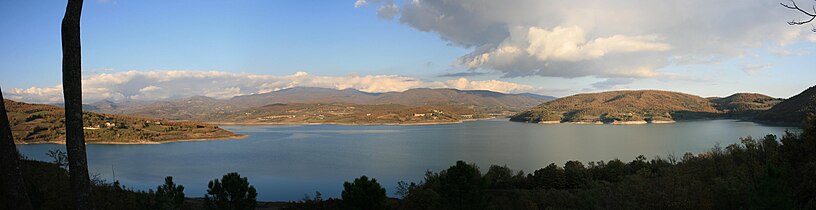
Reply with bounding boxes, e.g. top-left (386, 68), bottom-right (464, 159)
top-left (82, 122), bottom-right (117, 130)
